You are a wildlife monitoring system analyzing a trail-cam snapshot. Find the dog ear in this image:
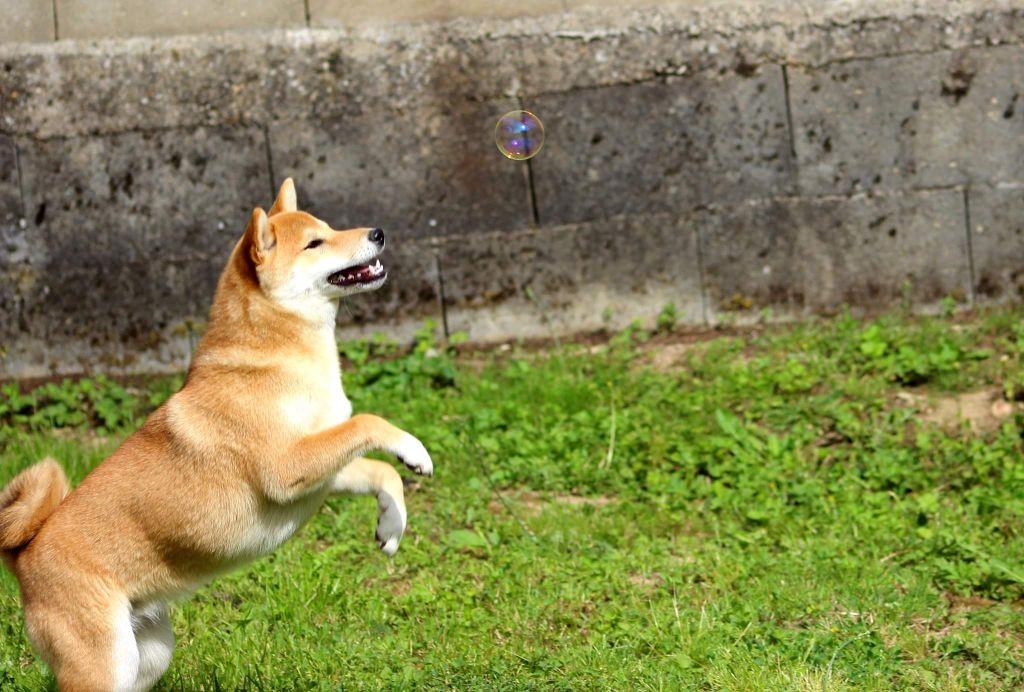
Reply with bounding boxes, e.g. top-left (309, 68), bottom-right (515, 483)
top-left (246, 207), bottom-right (275, 265)
top-left (268, 178), bottom-right (297, 216)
